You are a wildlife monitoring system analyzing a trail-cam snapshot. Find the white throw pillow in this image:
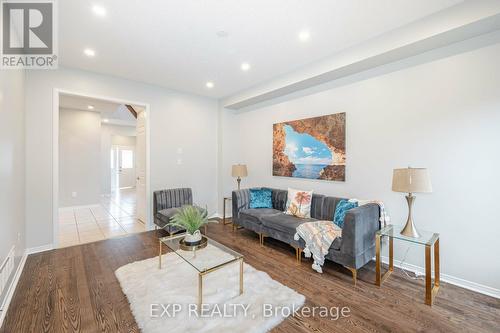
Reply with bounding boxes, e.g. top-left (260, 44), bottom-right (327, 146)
top-left (285, 188), bottom-right (313, 218)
